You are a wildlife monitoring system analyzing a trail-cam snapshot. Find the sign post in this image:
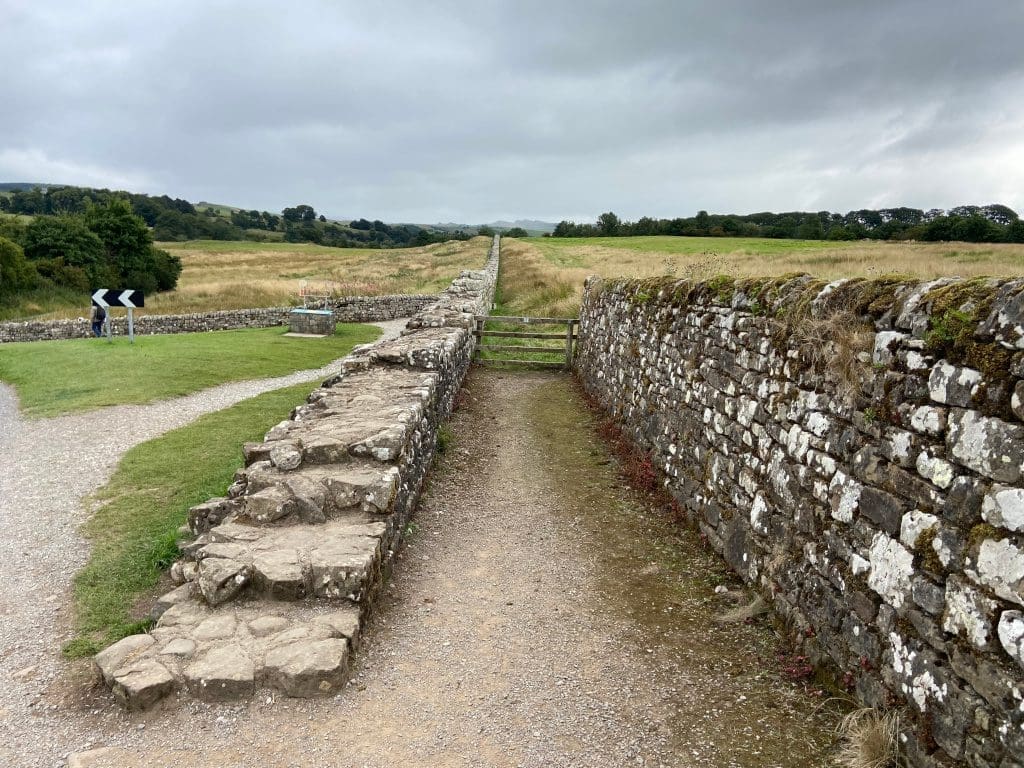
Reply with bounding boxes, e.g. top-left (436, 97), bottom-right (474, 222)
top-left (92, 289), bottom-right (145, 344)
